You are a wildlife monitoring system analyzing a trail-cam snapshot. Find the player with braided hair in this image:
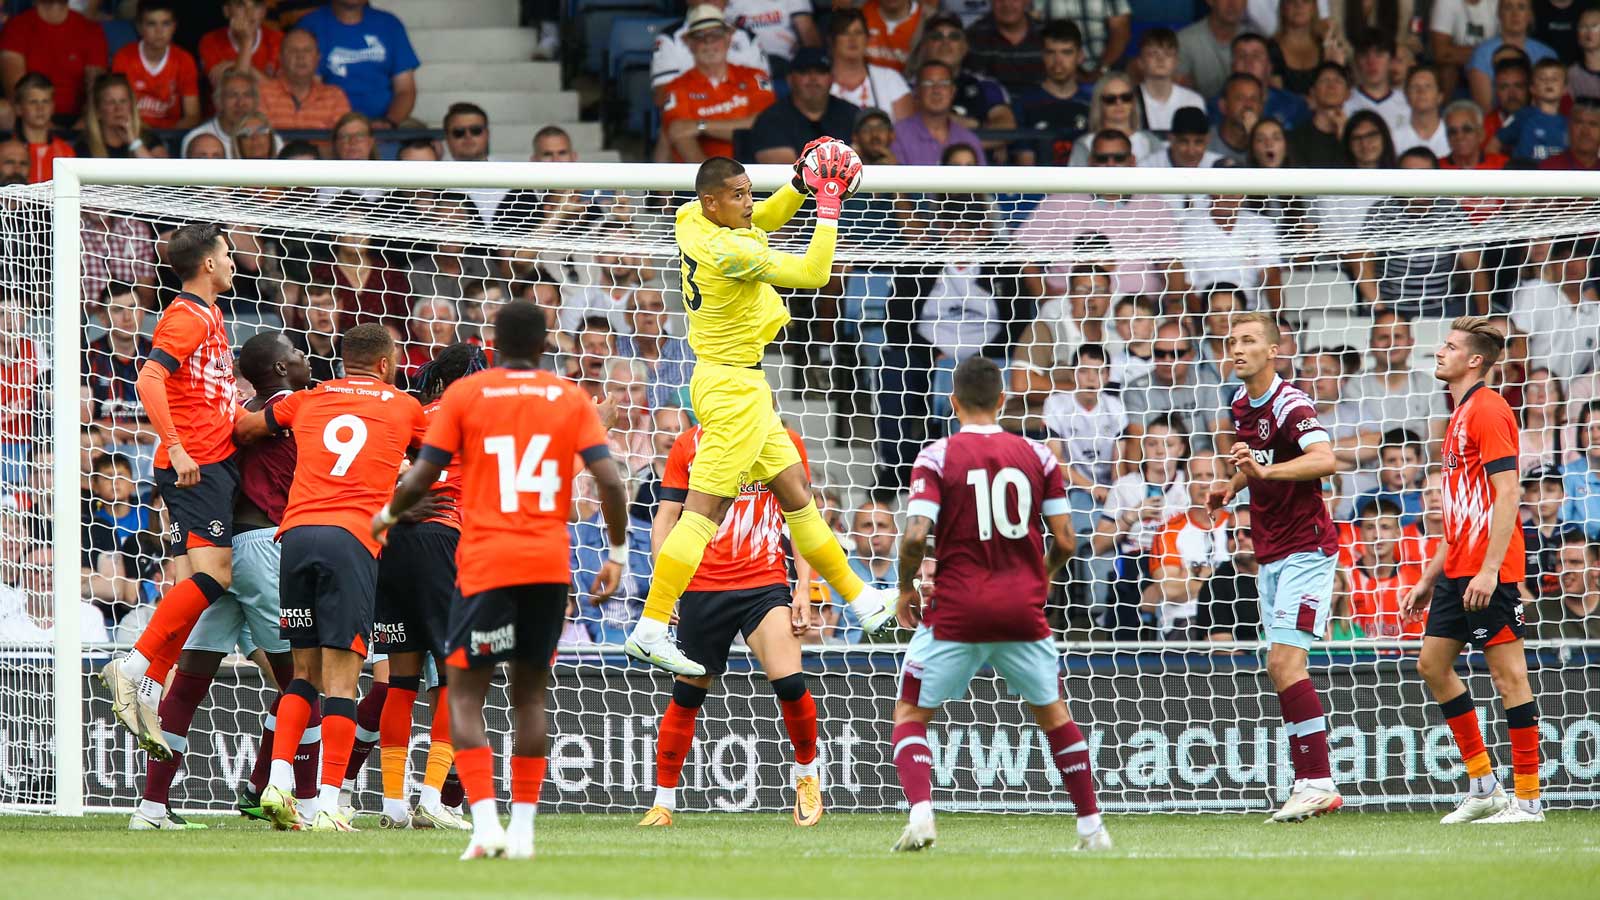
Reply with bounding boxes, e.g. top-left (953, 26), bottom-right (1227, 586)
top-left (372, 343), bottom-right (489, 830)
